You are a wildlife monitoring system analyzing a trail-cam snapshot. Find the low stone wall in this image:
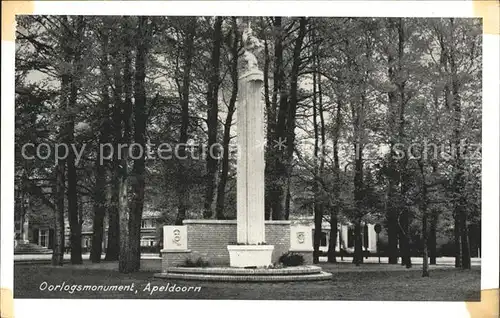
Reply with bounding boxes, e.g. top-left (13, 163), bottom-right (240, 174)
top-left (264, 221), bottom-right (291, 263)
top-left (164, 220), bottom-right (291, 266)
top-left (161, 250), bottom-right (191, 271)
